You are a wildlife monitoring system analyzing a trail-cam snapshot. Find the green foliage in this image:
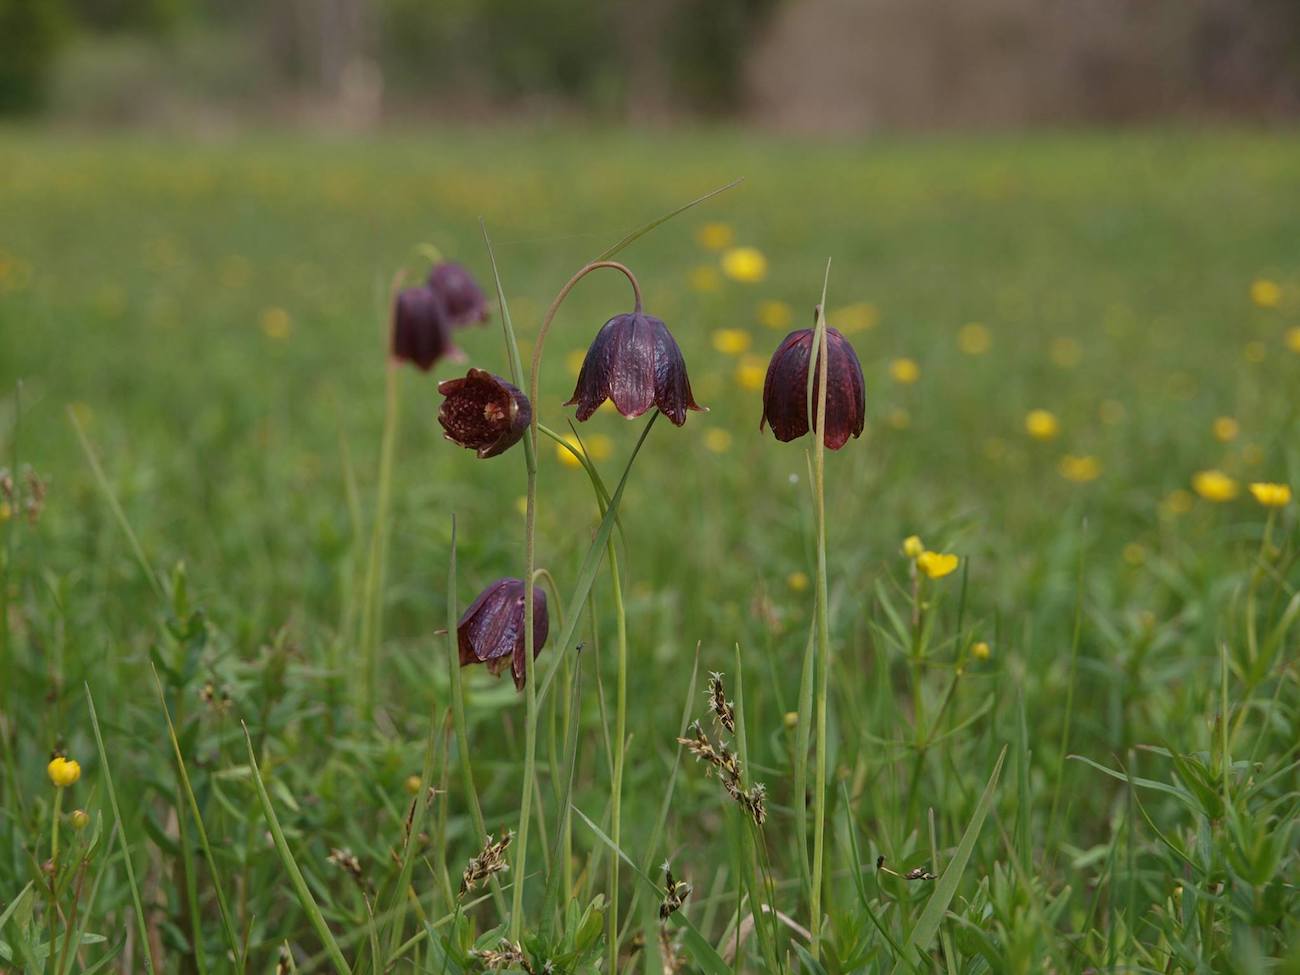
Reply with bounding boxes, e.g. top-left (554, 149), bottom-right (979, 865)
top-left (0, 128), bottom-right (1298, 971)
top-left (0, 0), bottom-right (66, 113)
